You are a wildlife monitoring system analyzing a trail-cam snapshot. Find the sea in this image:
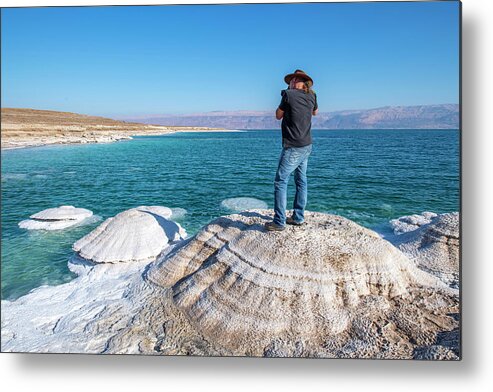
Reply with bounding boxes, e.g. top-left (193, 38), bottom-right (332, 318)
top-left (1, 129), bottom-right (460, 300)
